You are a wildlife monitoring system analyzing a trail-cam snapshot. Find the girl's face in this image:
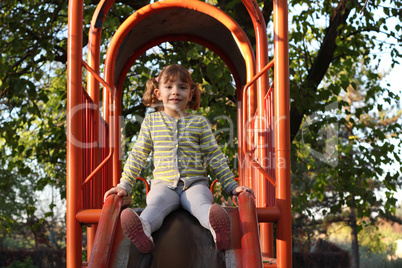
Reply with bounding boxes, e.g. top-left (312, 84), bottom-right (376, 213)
top-left (154, 77), bottom-right (194, 118)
